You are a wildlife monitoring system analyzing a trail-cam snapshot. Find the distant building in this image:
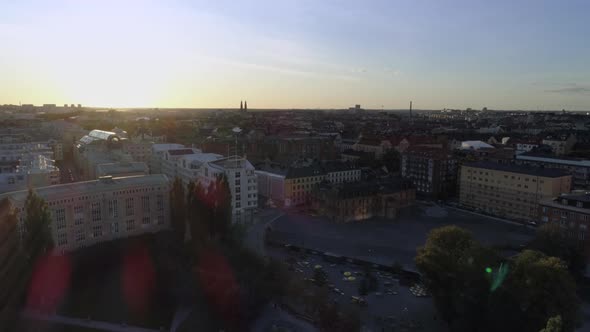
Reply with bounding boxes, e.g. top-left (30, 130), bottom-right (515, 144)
top-left (542, 134), bottom-right (577, 156)
top-left (74, 129), bottom-right (137, 180)
top-left (312, 179), bottom-right (415, 222)
top-left (539, 192), bottom-right (590, 252)
top-left (149, 143), bottom-right (185, 174)
top-left (460, 161), bottom-right (571, 222)
top-left (352, 138), bottom-right (391, 159)
top-left (96, 162), bottom-right (149, 178)
top-left (401, 147), bottom-right (457, 199)
top-left (256, 164), bottom-right (324, 207)
top-left (516, 153), bottom-right (590, 189)
top-left (0, 175), bottom-right (170, 252)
